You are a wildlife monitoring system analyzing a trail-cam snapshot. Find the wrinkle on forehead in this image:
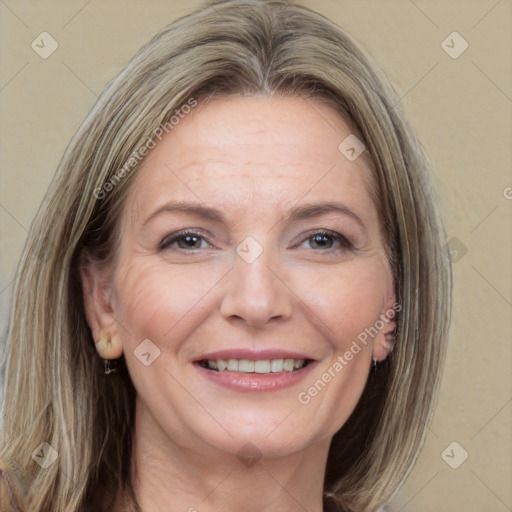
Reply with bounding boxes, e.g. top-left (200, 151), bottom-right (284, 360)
top-left (121, 95), bottom-right (378, 238)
